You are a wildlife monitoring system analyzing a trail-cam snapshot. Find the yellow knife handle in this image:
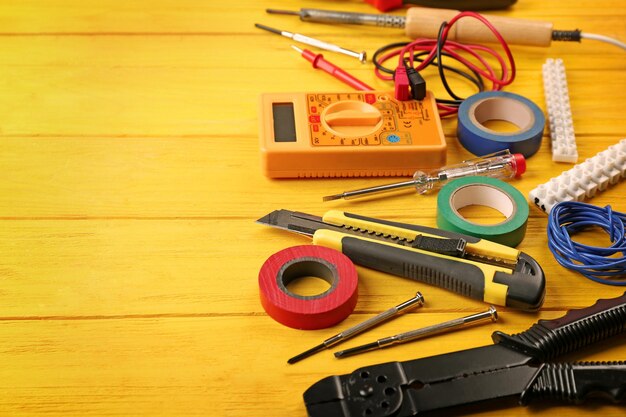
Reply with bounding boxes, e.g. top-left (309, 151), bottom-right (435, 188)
top-left (322, 210), bottom-right (520, 263)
